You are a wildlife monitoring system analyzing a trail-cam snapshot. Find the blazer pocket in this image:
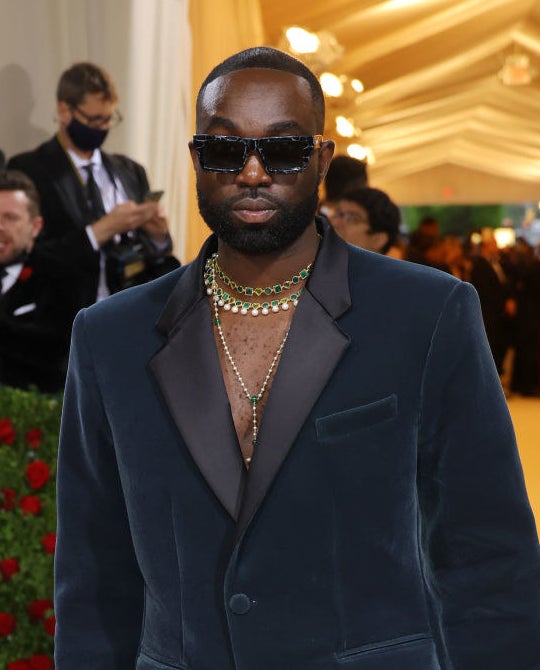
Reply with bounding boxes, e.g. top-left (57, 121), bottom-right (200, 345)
top-left (316, 394), bottom-right (397, 444)
top-left (335, 633), bottom-right (439, 669)
top-left (13, 302), bottom-right (37, 316)
top-left (136, 650), bottom-right (189, 670)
